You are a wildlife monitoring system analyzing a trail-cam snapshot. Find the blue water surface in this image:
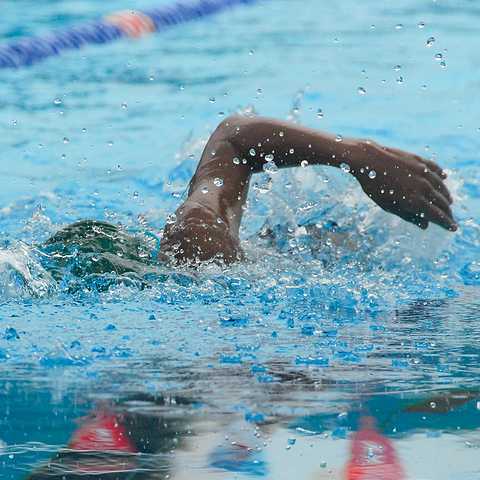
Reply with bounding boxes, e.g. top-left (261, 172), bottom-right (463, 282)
top-left (1, 0), bottom-right (480, 478)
